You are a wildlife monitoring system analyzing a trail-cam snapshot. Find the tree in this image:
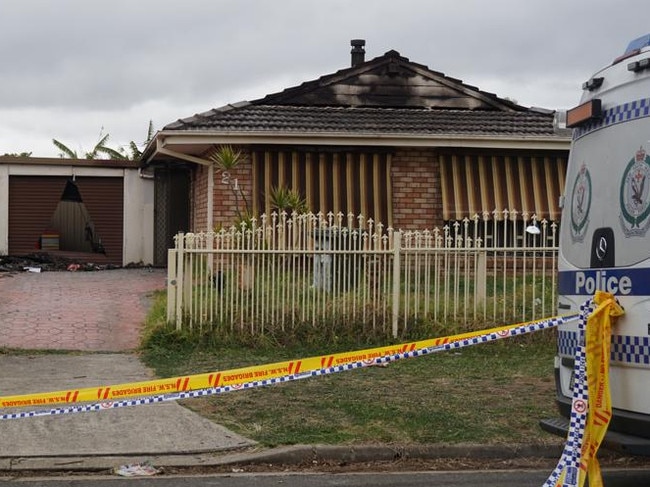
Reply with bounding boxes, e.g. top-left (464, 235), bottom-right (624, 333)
top-left (53, 128), bottom-right (126, 160)
top-left (52, 121), bottom-right (155, 161)
top-left (2, 152), bottom-right (32, 157)
top-left (123, 120), bottom-right (155, 160)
